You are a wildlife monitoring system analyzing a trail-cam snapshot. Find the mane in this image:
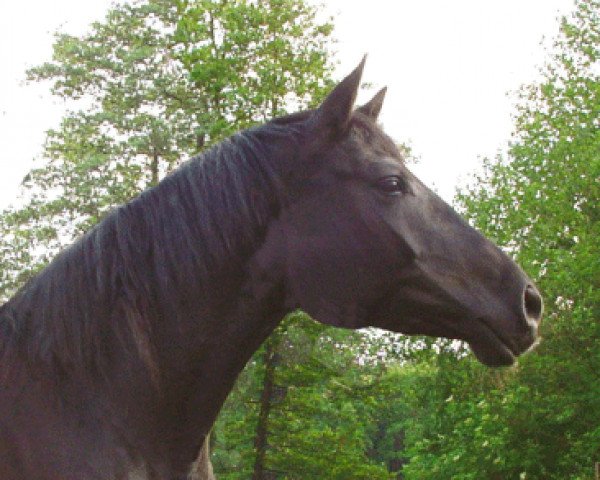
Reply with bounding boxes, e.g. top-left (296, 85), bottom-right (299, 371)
top-left (0, 117), bottom-right (307, 382)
